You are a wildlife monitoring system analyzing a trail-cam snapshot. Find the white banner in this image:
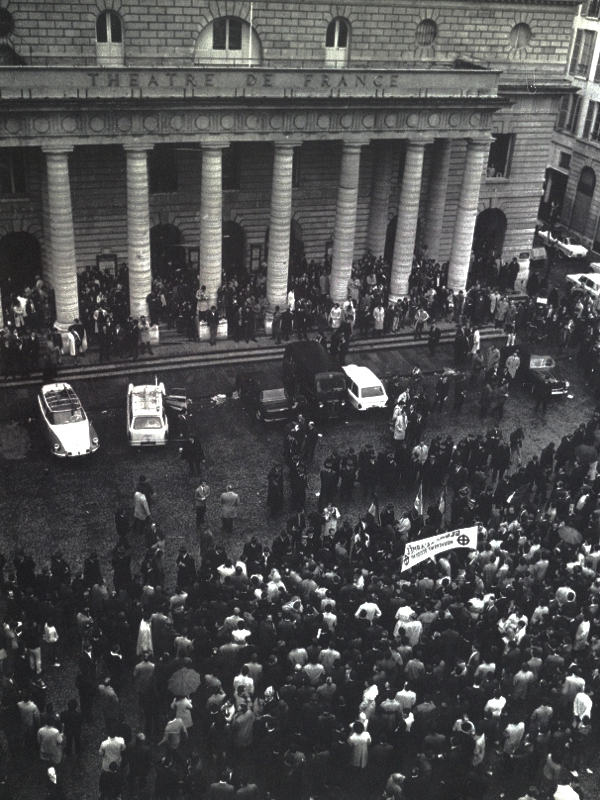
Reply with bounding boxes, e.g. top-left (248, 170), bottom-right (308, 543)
top-left (401, 526), bottom-right (478, 572)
